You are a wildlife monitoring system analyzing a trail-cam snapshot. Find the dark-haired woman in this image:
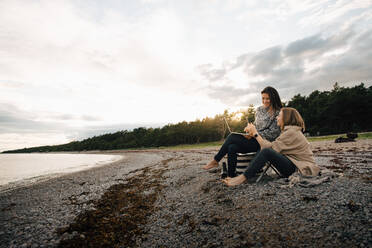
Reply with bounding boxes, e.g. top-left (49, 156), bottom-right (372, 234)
top-left (203, 86), bottom-right (283, 177)
top-left (222, 107), bottom-right (320, 186)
